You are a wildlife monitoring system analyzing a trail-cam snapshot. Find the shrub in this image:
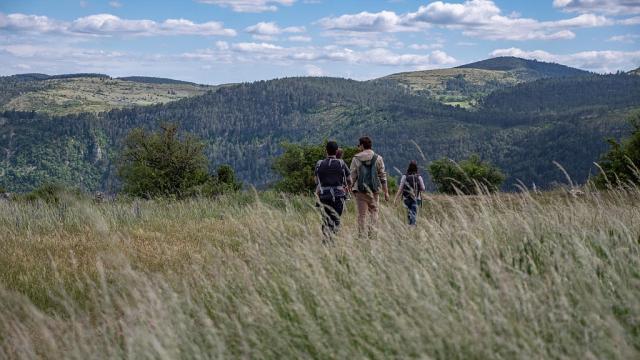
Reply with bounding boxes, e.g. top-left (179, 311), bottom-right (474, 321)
top-left (117, 123), bottom-right (209, 199)
top-left (593, 110), bottom-right (640, 188)
top-left (272, 142), bottom-right (358, 194)
top-left (428, 154), bottom-right (505, 194)
top-left (201, 164), bottom-right (243, 196)
top-left (19, 183), bottom-right (83, 203)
